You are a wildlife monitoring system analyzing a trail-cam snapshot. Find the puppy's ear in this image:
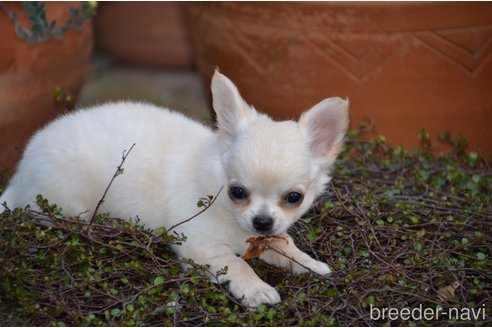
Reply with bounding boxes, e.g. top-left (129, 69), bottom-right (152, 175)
top-left (211, 70), bottom-right (257, 140)
top-left (298, 97), bottom-right (349, 169)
